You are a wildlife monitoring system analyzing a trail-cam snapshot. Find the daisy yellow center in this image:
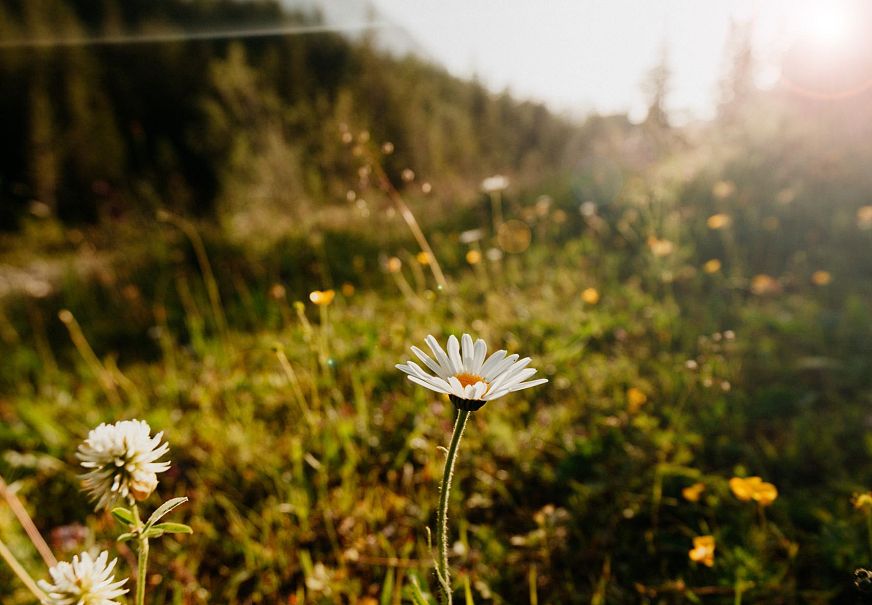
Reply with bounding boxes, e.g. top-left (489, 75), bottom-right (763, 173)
top-left (455, 373), bottom-right (485, 388)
